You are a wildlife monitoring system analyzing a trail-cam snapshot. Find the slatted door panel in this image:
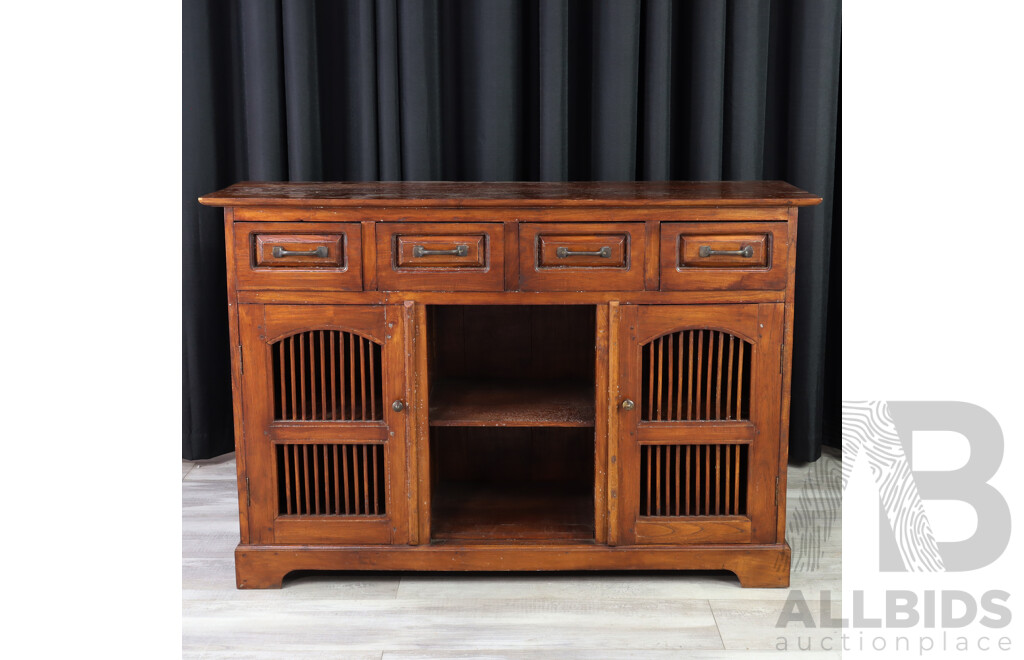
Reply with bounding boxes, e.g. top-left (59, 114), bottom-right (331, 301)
top-left (615, 304), bottom-right (783, 545)
top-left (238, 304), bottom-right (408, 545)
